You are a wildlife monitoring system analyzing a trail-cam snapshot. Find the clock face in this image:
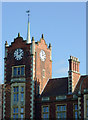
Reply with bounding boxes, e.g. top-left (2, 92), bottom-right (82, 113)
top-left (14, 48), bottom-right (24, 60)
top-left (40, 50), bottom-right (46, 61)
